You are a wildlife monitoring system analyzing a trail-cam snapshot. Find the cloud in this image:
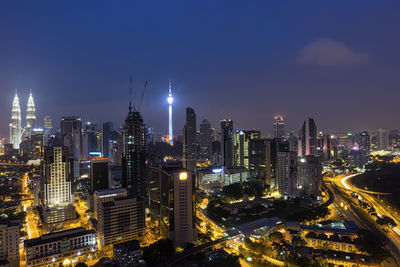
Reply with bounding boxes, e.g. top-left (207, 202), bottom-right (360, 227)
top-left (298, 38), bottom-right (369, 66)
